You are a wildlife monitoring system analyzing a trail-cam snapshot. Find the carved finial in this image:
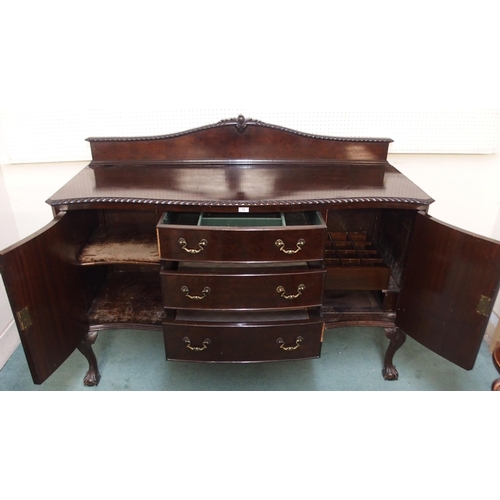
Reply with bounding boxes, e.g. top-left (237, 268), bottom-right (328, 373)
top-left (217, 115), bottom-right (261, 133)
top-left (236, 115), bottom-right (248, 133)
